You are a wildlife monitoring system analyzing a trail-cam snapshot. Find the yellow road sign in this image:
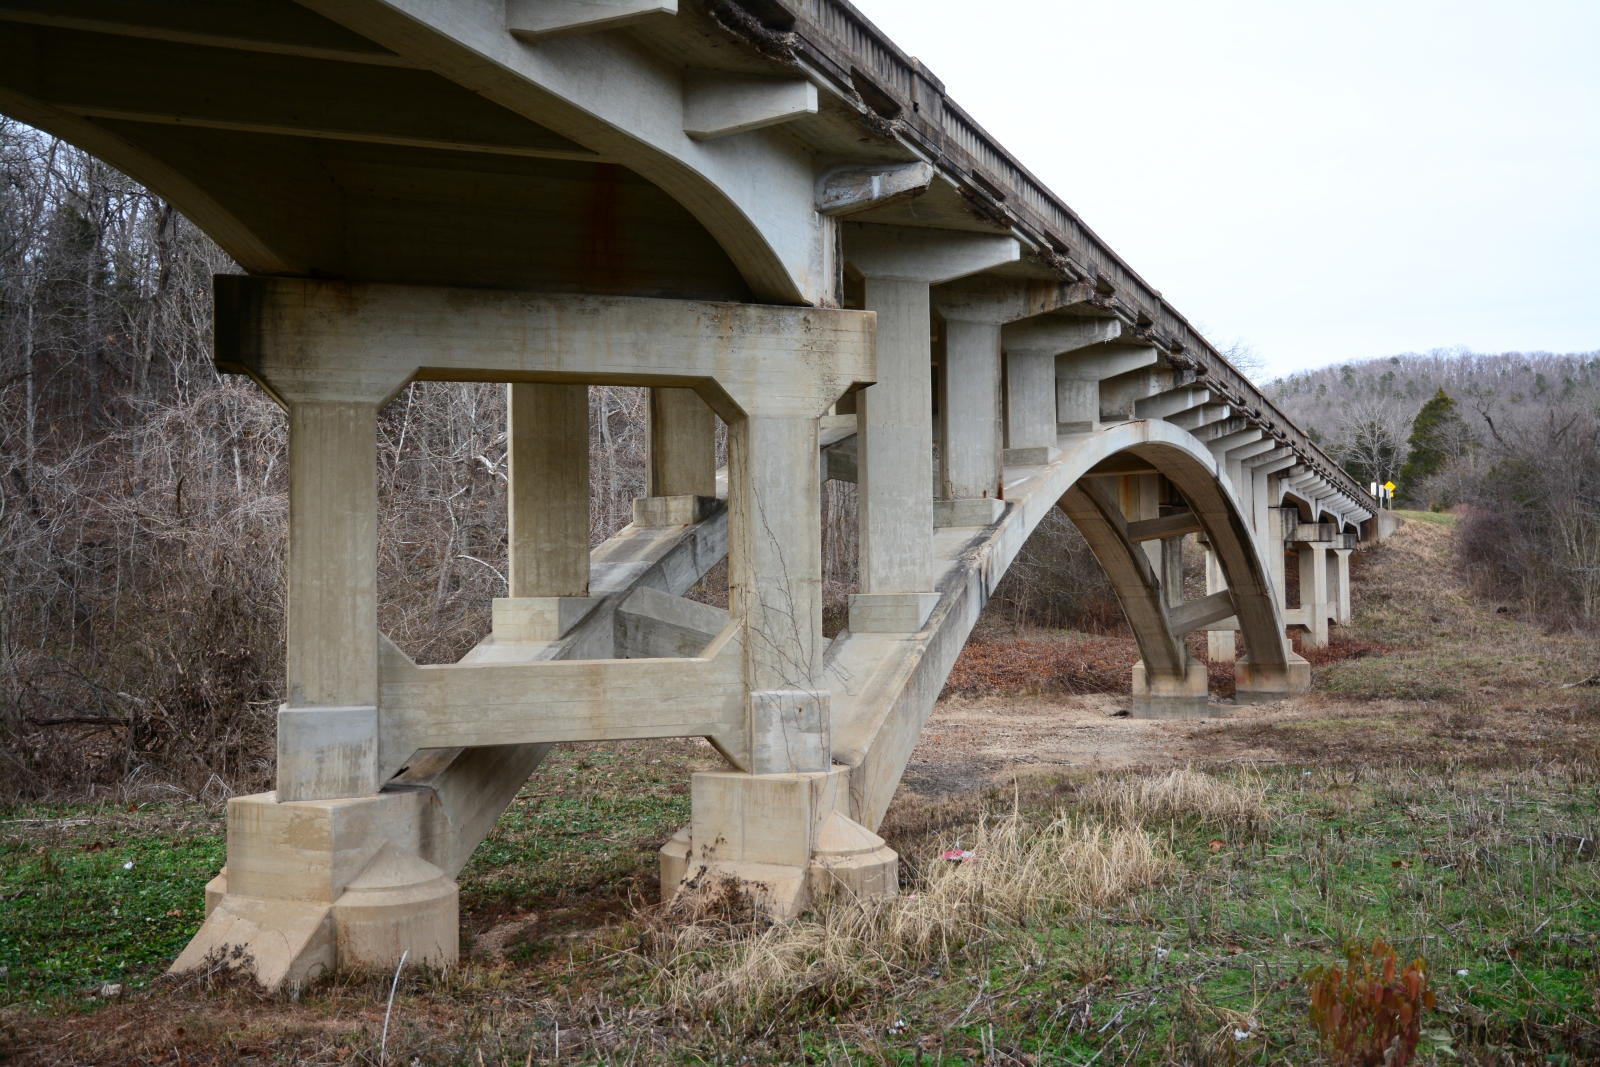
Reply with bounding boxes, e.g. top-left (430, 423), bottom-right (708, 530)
top-left (1383, 481), bottom-right (1396, 492)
